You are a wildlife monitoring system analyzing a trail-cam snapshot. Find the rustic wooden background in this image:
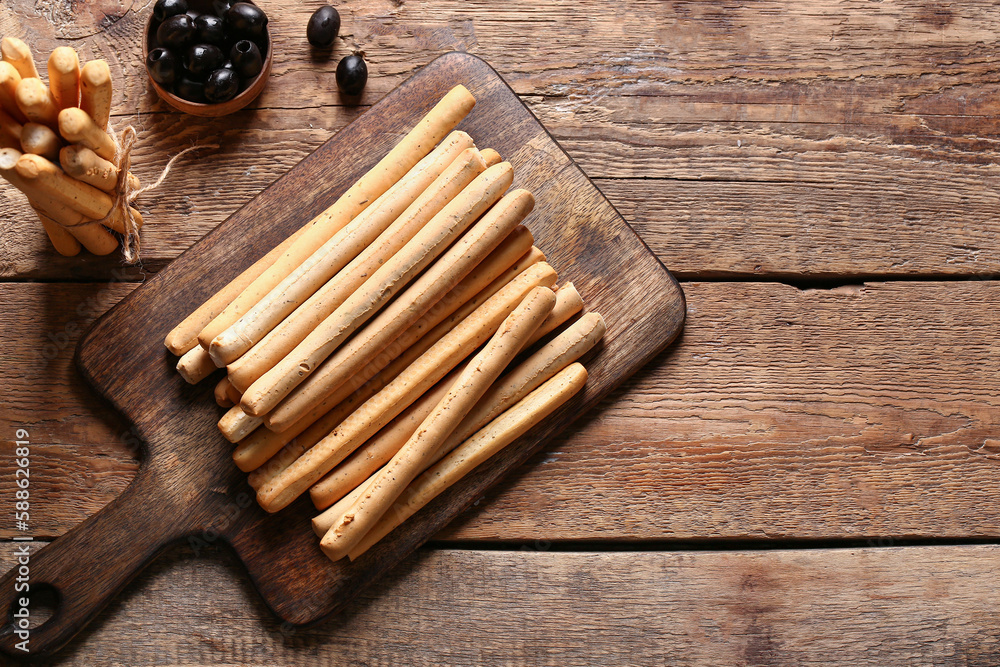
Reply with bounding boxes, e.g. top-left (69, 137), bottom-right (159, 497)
top-left (2, 0), bottom-right (999, 664)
